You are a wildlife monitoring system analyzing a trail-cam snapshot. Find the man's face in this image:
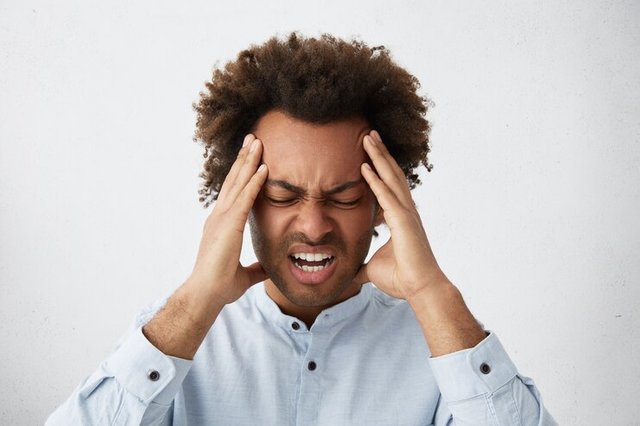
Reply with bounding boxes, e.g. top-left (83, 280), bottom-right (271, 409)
top-left (249, 110), bottom-right (379, 316)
